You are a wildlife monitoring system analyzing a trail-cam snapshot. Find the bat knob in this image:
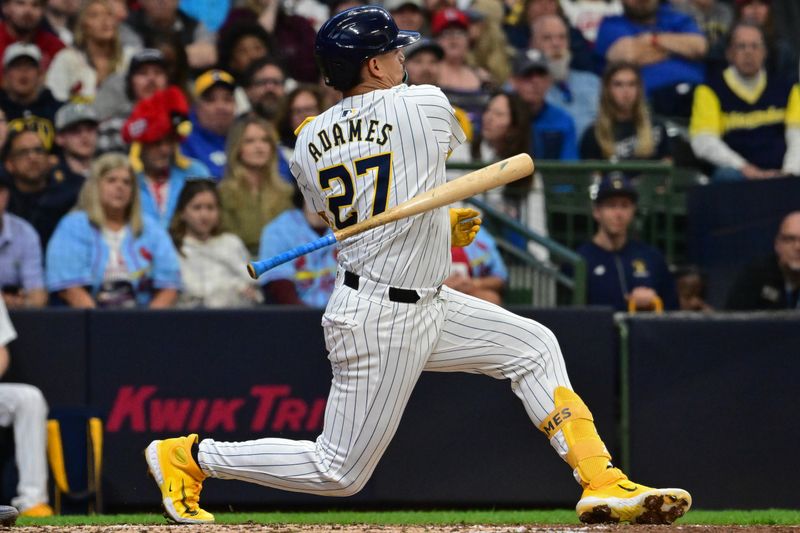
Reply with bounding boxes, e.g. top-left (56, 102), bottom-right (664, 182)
top-left (247, 263), bottom-right (258, 279)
